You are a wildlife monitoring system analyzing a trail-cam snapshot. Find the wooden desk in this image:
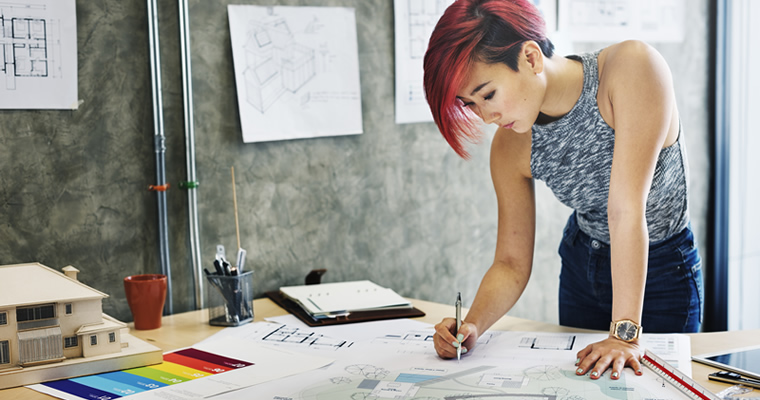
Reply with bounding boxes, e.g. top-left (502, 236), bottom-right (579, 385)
top-left (3, 298), bottom-right (758, 399)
